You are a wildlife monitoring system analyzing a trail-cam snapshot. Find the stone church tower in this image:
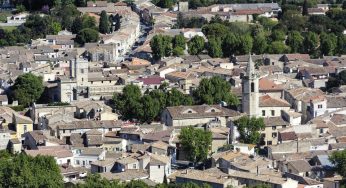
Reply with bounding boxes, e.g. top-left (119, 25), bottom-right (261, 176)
top-left (242, 55), bottom-right (260, 117)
